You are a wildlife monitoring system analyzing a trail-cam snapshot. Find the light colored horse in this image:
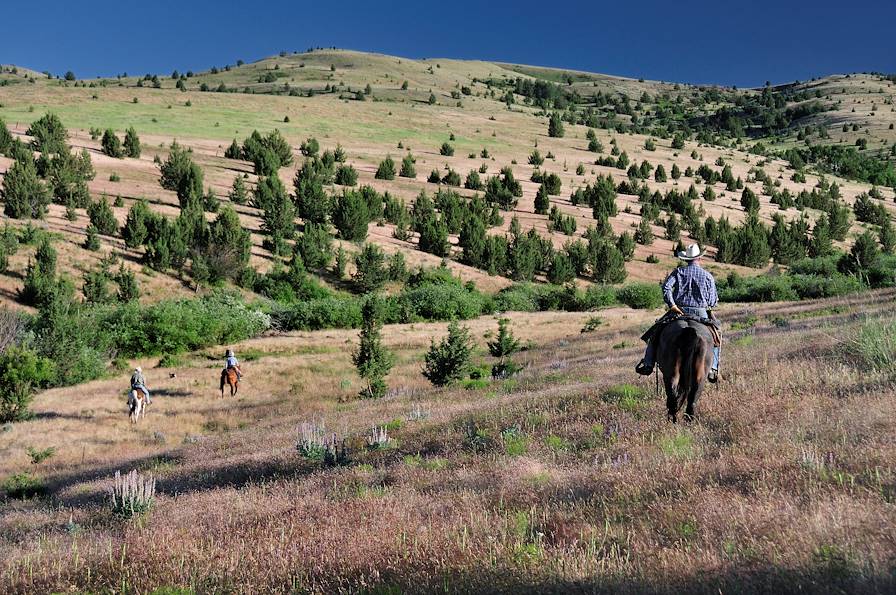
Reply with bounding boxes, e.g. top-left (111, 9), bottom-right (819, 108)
top-left (128, 388), bottom-right (146, 423)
